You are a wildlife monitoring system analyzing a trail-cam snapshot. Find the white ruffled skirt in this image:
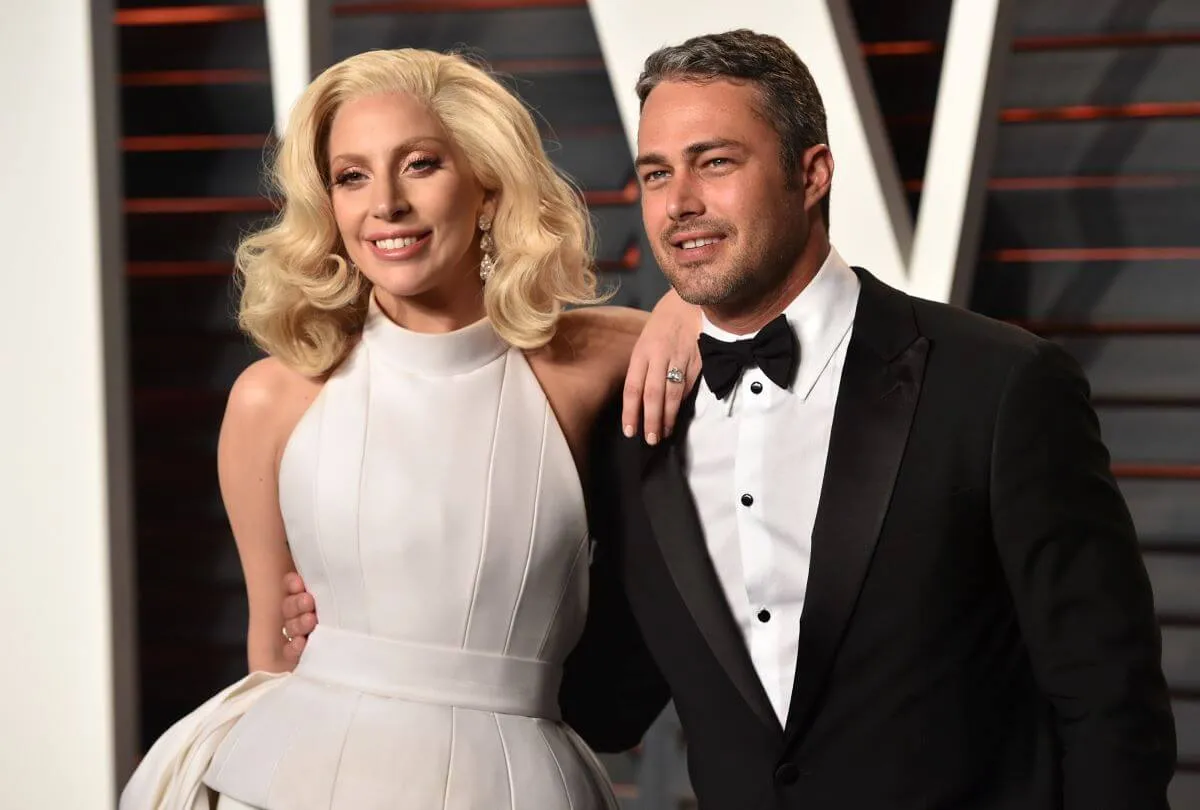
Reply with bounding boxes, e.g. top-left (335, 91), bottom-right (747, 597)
top-left (119, 628), bottom-right (617, 810)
